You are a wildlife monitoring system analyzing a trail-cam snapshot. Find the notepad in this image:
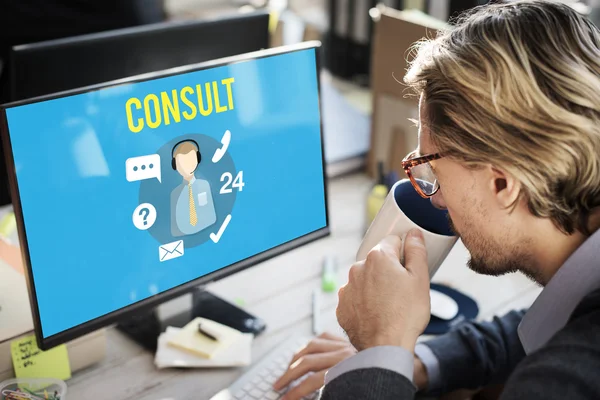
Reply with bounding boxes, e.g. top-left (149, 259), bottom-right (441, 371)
top-left (167, 317), bottom-right (243, 359)
top-left (10, 335), bottom-right (71, 380)
top-left (155, 327), bottom-right (252, 369)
